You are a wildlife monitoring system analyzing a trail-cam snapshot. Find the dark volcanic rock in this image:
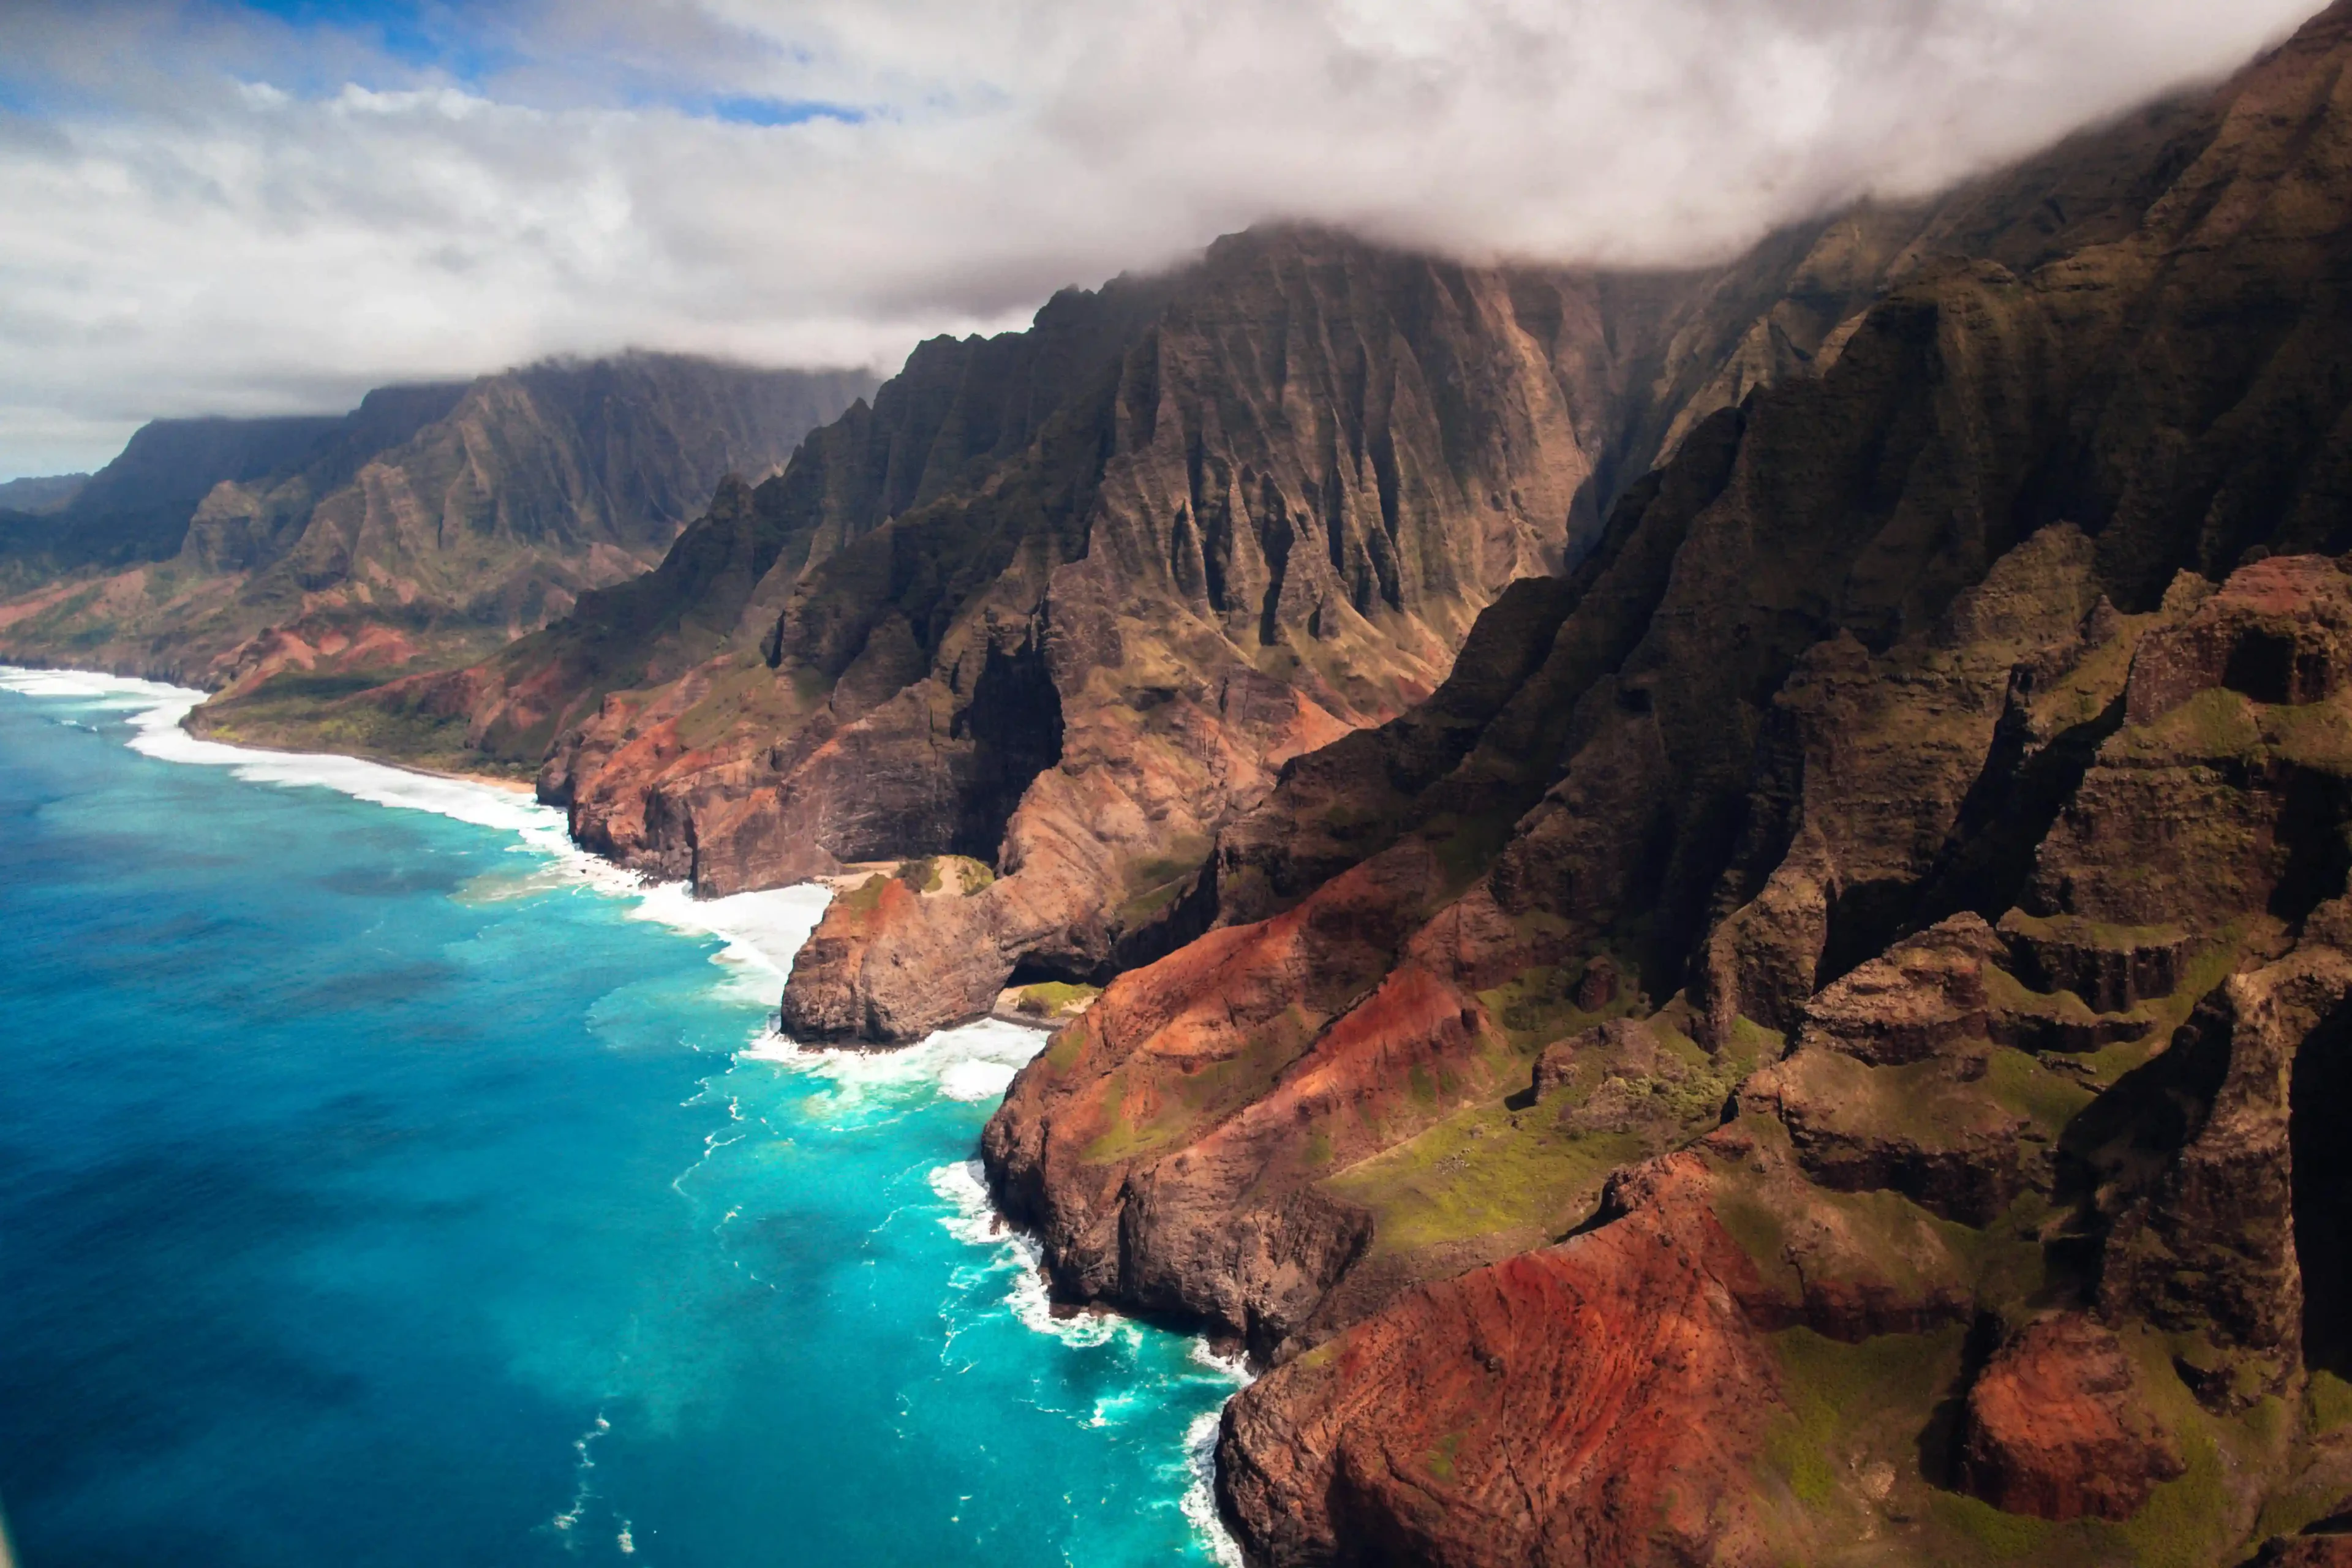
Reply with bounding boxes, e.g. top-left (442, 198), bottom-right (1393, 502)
top-left (2249, 1536), bottom-right (2352, 1568)
top-left (1998, 909), bottom-right (2190, 1015)
top-left (1741, 919), bottom-right (2045, 1226)
top-left (2097, 938), bottom-right (2352, 1366)
top-left (1789, 915), bottom-right (2011, 1068)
